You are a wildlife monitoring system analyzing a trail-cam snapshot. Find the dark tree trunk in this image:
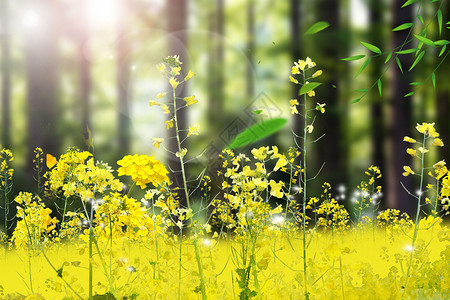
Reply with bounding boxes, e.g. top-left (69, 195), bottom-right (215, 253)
top-left (436, 1), bottom-right (450, 161)
top-left (369, 0), bottom-right (387, 206)
top-left (25, 0), bottom-right (61, 171)
top-left (167, 0), bottom-right (188, 204)
top-left (387, 1), bottom-right (414, 215)
top-left (207, 0), bottom-right (225, 129)
top-left (1, 0), bottom-right (11, 149)
top-left (314, 0), bottom-right (341, 190)
top-left (79, 0), bottom-right (91, 149)
top-left (246, 0), bottom-right (255, 99)
top-left (117, 0), bottom-right (131, 157)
